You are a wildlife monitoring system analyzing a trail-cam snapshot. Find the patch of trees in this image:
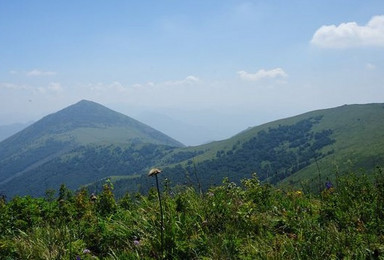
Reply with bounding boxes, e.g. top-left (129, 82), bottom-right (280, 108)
top-left (158, 117), bottom-right (336, 191)
top-left (3, 143), bottom-right (176, 198)
top-left (0, 138), bottom-right (72, 181)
